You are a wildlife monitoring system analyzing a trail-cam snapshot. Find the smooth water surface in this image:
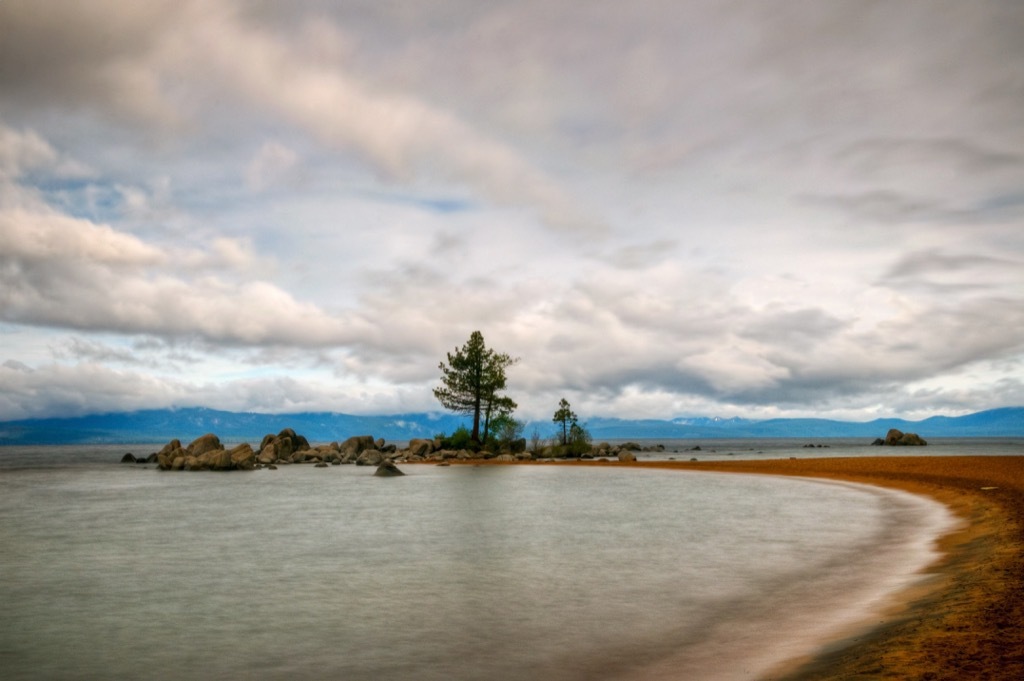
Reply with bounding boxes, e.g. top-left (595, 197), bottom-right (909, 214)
top-left (0, 455), bottom-right (954, 680)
